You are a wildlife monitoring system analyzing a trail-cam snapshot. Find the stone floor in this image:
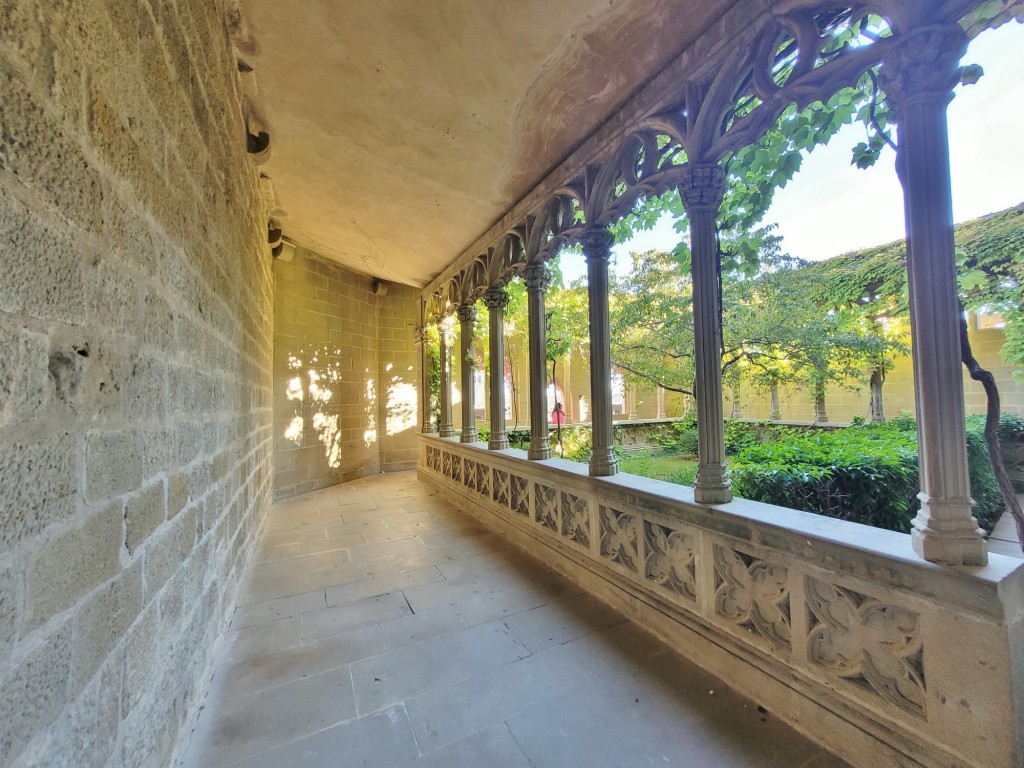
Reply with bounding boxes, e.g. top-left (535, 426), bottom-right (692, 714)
top-left (181, 471), bottom-right (849, 768)
top-left (987, 499), bottom-right (1024, 559)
